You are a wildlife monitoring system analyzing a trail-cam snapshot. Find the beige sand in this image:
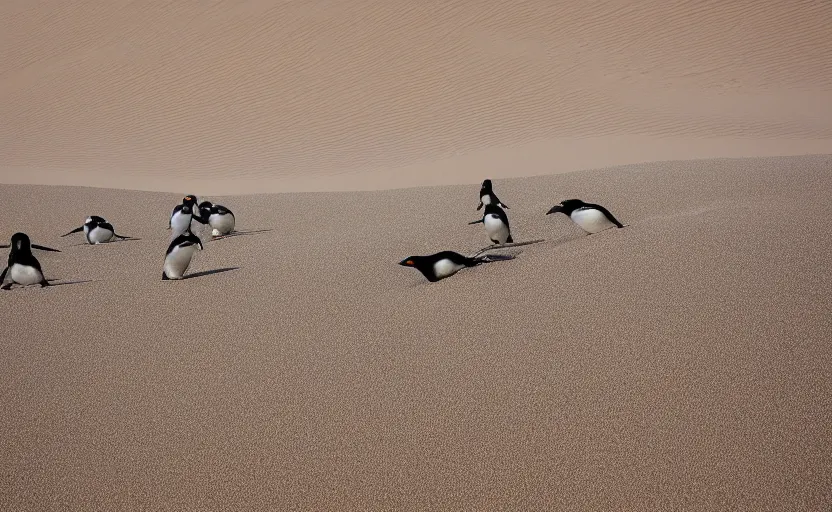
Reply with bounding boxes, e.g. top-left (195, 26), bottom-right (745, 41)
top-left (1, 0), bottom-right (832, 510)
top-left (2, 1), bottom-right (831, 193)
